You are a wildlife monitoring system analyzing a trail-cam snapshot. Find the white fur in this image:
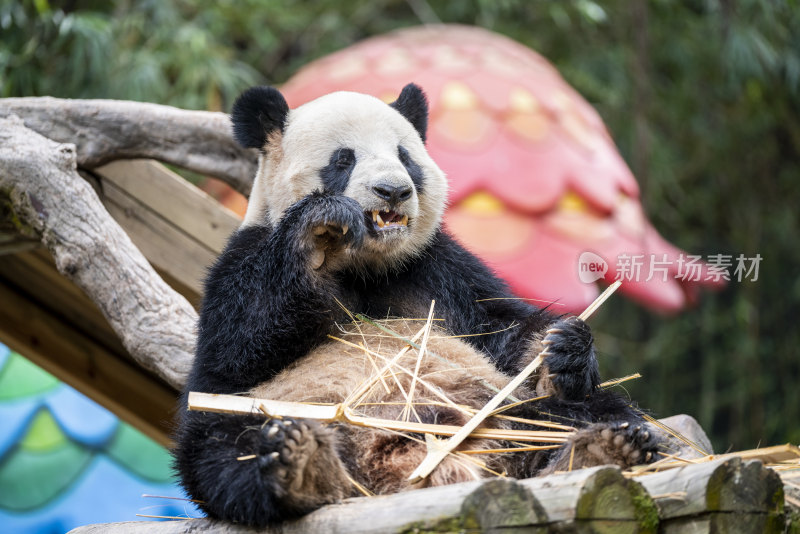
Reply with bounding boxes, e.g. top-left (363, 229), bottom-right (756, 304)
top-left (242, 91), bottom-right (449, 268)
